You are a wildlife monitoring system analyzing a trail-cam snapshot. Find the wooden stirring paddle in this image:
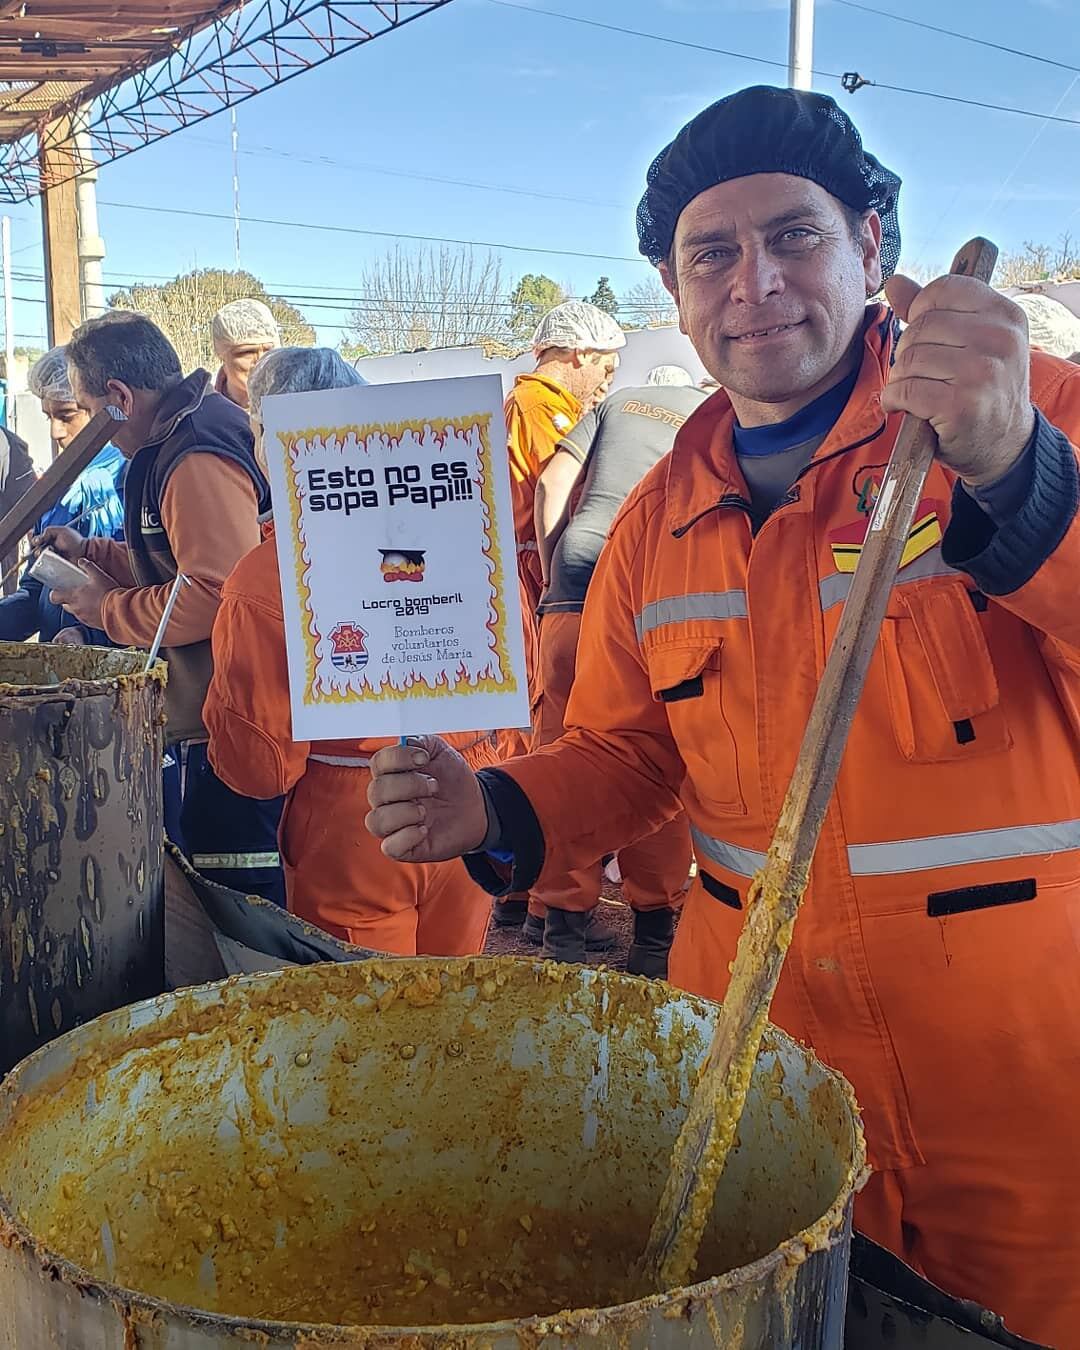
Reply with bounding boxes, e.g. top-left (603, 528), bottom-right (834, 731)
top-left (640, 237), bottom-right (1000, 1292)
